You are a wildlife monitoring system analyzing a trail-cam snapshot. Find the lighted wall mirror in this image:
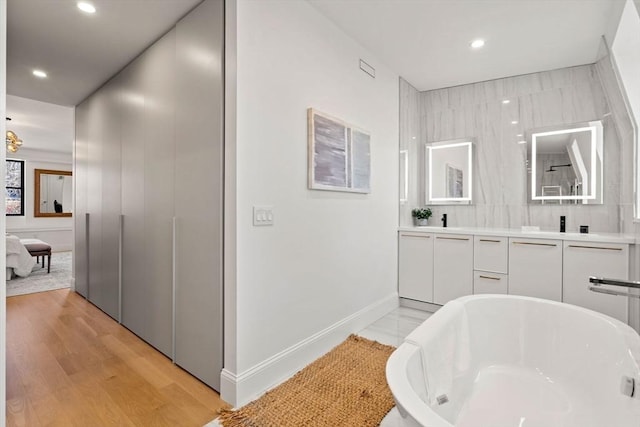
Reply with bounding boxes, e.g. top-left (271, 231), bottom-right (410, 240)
top-left (34, 169), bottom-right (72, 217)
top-left (400, 149), bottom-right (408, 203)
top-left (527, 120), bottom-right (603, 204)
top-left (425, 139), bottom-right (473, 205)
